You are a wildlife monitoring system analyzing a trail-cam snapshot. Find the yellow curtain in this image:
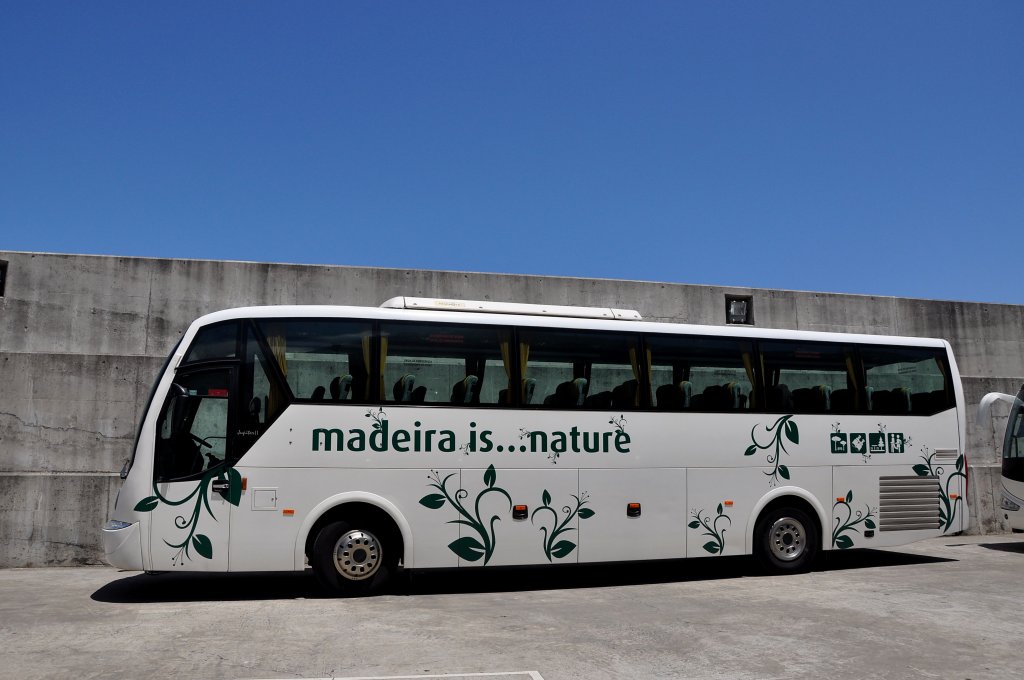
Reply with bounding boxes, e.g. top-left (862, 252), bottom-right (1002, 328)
top-left (519, 341), bottom-right (530, 400)
top-left (267, 329), bottom-right (287, 417)
top-left (845, 355), bottom-right (861, 409)
top-left (742, 349), bottom-right (756, 408)
top-left (379, 337), bottom-right (388, 399)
